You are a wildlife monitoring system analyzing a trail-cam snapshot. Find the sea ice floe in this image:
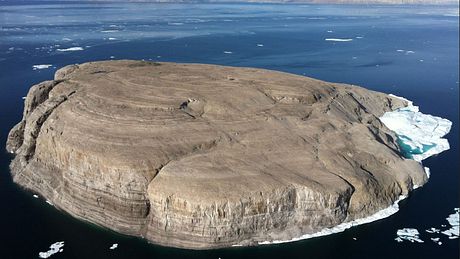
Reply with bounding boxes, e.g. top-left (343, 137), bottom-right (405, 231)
top-left (101, 30), bottom-right (119, 33)
top-left (109, 243), bottom-right (118, 250)
top-left (380, 95), bottom-right (452, 162)
top-left (33, 194), bottom-right (39, 198)
top-left (425, 227), bottom-right (440, 234)
top-left (223, 51), bottom-right (233, 54)
top-left (325, 38), bottom-right (353, 42)
top-left (256, 44), bottom-right (264, 47)
top-left (108, 37), bottom-right (117, 40)
top-left (258, 195), bottom-right (407, 245)
top-left (38, 241), bottom-right (64, 258)
top-left (32, 64), bottom-right (52, 70)
top-left (441, 208), bottom-right (459, 239)
top-left (395, 228), bottom-right (424, 243)
top-left (56, 47), bottom-right (84, 52)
